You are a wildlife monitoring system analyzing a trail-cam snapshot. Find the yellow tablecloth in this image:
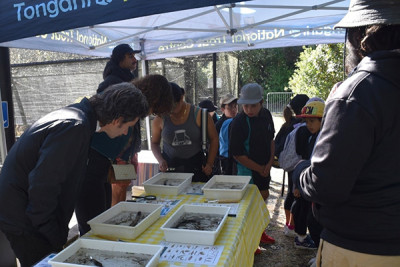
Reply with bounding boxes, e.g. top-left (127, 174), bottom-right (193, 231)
top-left (86, 184), bottom-right (269, 266)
